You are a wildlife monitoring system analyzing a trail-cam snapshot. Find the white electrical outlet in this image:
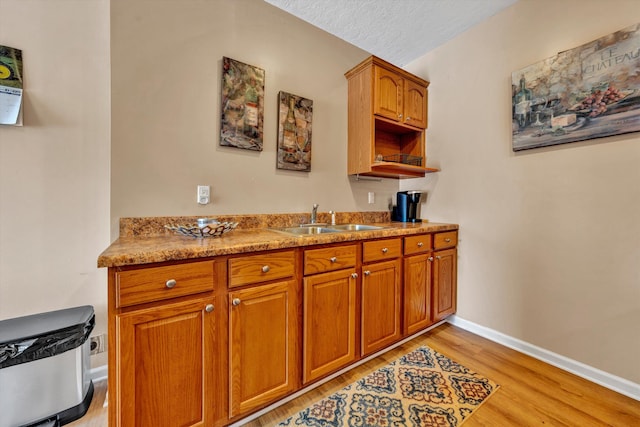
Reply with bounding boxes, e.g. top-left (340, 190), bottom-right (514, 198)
top-left (90, 333), bottom-right (106, 355)
top-left (197, 185), bottom-right (210, 204)
top-left (368, 192), bottom-right (375, 204)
